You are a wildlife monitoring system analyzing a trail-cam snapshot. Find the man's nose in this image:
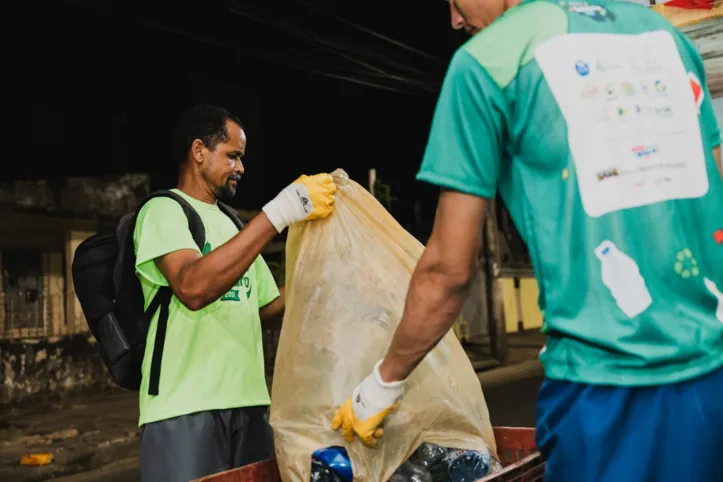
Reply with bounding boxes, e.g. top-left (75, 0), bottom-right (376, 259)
top-left (449, 4), bottom-right (466, 30)
top-left (234, 159), bottom-right (245, 175)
